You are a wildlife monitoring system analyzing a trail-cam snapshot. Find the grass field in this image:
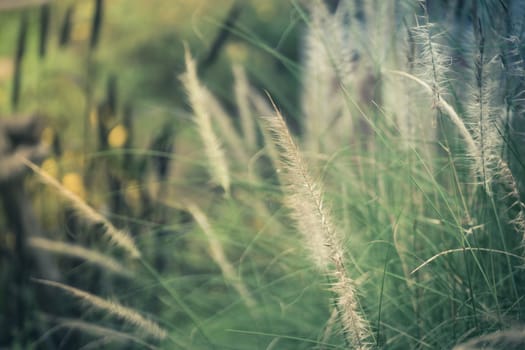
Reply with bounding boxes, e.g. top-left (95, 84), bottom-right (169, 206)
top-left (1, 1), bottom-right (525, 349)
